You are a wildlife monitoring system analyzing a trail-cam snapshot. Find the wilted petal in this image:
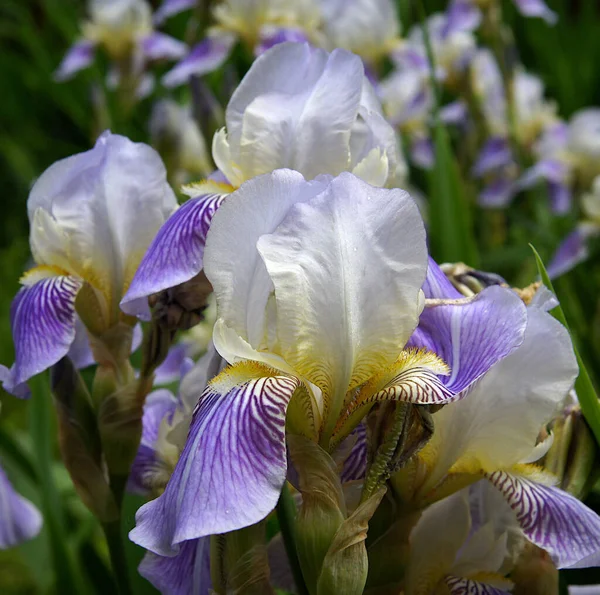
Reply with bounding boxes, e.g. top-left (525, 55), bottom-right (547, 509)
top-left (140, 33), bottom-right (188, 61)
top-left (162, 34), bottom-right (236, 88)
top-left (487, 471), bottom-right (600, 568)
top-left (0, 465), bottom-right (42, 549)
top-left (139, 537), bottom-right (211, 594)
top-left (3, 273), bottom-right (82, 393)
top-left (408, 285), bottom-right (528, 394)
top-left (513, 0), bottom-right (558, 24)
top-left (473, 138), bottom-right (512, 177)
top-left (54, 40), bottom-right (95, 82)
top-left (445, 576), bottom-right (511, 595)
top-left (130, 363), bottom-right (299, 554)
top-left (121, 193), bottom-right (226, 318)
top-left (153, 0), bottom-right (196, 24)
